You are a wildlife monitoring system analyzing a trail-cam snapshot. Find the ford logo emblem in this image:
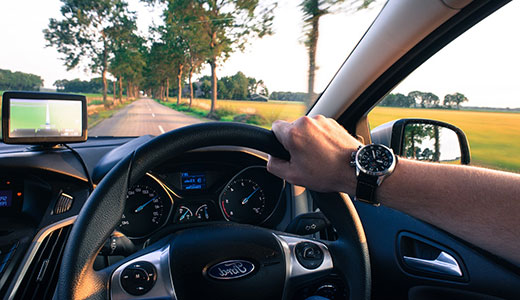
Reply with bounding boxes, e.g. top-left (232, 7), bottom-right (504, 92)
top-left (207, 260), bottom-right (255, 280)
